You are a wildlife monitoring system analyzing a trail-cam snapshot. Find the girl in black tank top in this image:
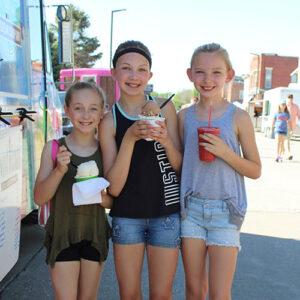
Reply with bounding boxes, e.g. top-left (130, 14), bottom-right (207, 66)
top-left (99, 40), bottom-right (182, 299)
